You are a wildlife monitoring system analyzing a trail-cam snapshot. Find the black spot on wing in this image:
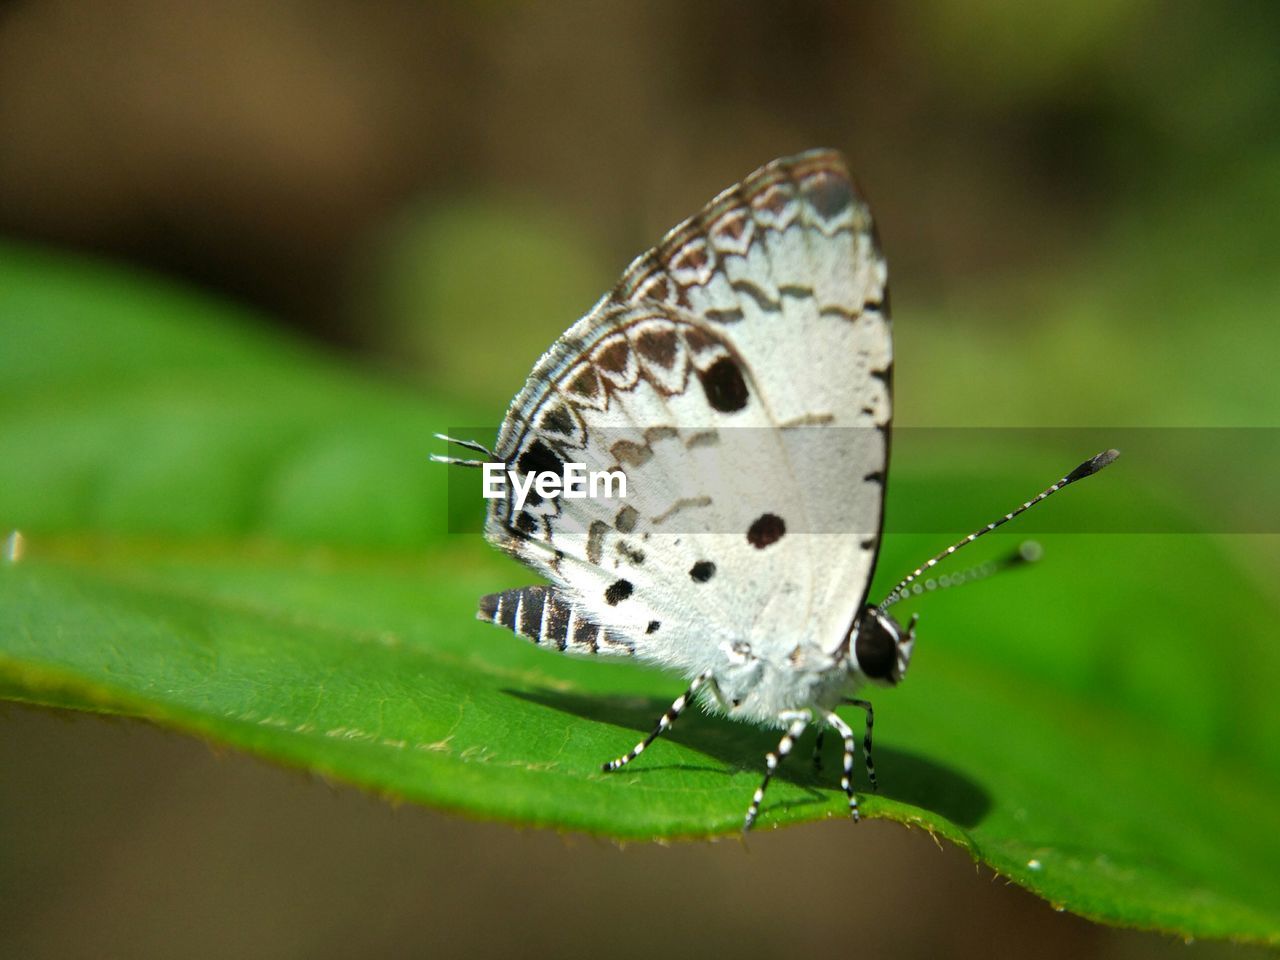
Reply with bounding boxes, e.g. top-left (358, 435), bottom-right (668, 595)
top-left (747, 513), bottom-right (786, 549)
top-left (518, 439), bottom-right (564, 477)
top-left (516, 440), bottom-right (566, 506)
top-left (604, 579), bottom-right (633, 605)
top-left (689, 560), bottom-right (716, 583)
top-left (698, 357), bottom-right (749, 413)
top-left (646, 620), bottom-right (661, 634)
